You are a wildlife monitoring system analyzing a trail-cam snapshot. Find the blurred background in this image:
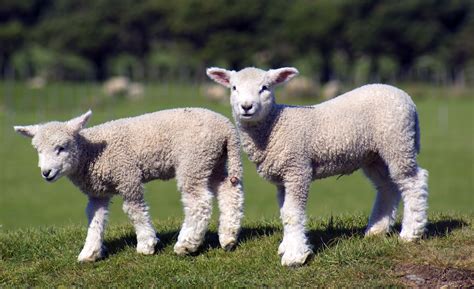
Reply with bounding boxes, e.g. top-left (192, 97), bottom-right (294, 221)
top-left (0, 0), bottom-right (472, 230)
